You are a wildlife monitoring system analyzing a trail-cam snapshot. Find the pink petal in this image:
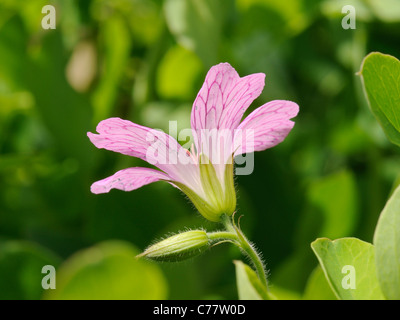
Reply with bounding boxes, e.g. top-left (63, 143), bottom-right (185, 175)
top-left (90, 167), bottom-right (170, 194)
top-left (88, 117), bottom-right (176, 162)
top-left (88, 117), bottom-right (187, 173)
top-left (191, 63), bottom-right (265, 155)
top-left (88, 117), bottom-right (204, 197)
top-left (234, 100), bottom-right (299, 155)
